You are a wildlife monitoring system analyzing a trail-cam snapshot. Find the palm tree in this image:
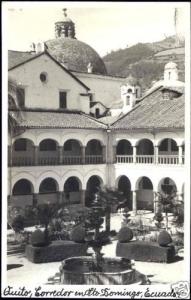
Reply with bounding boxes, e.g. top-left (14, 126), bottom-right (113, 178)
top-left (8, 76), bottom-right (25, 208)
top-left (154, 189), bottom-right (180, 230)
top-left (96, 186), bottom-right (127, 232)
